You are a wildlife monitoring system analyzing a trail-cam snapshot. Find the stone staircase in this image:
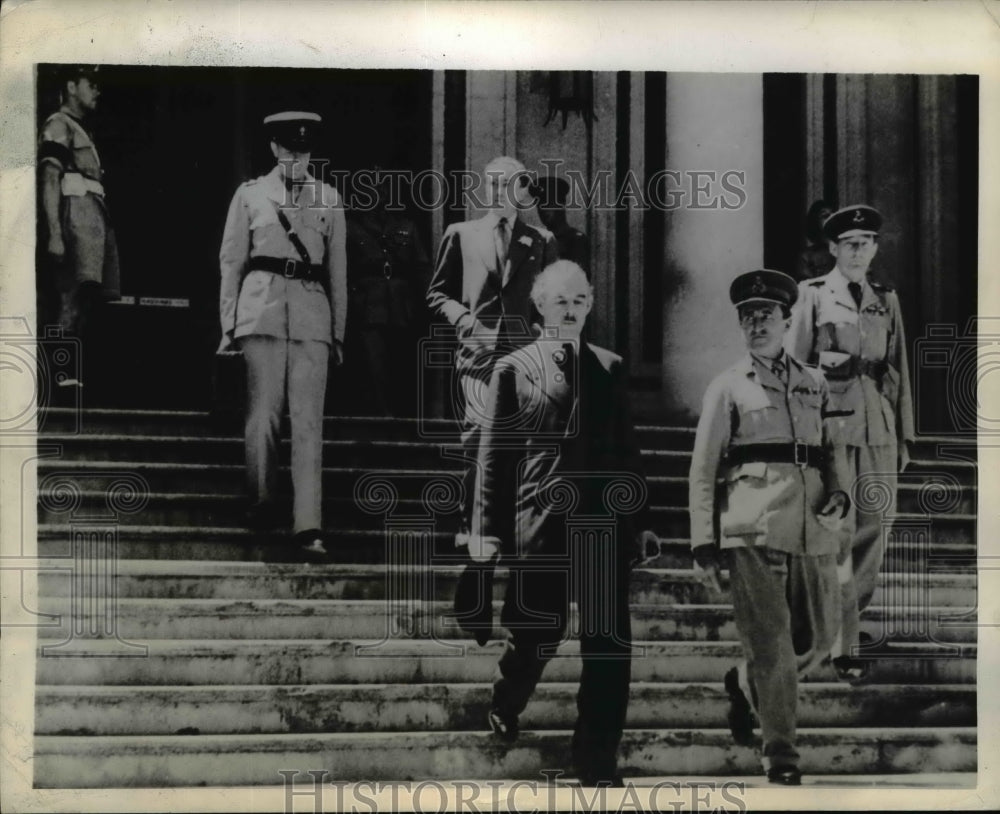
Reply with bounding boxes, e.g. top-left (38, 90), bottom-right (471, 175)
top-left (32, 408), bottom-right (977, 787)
